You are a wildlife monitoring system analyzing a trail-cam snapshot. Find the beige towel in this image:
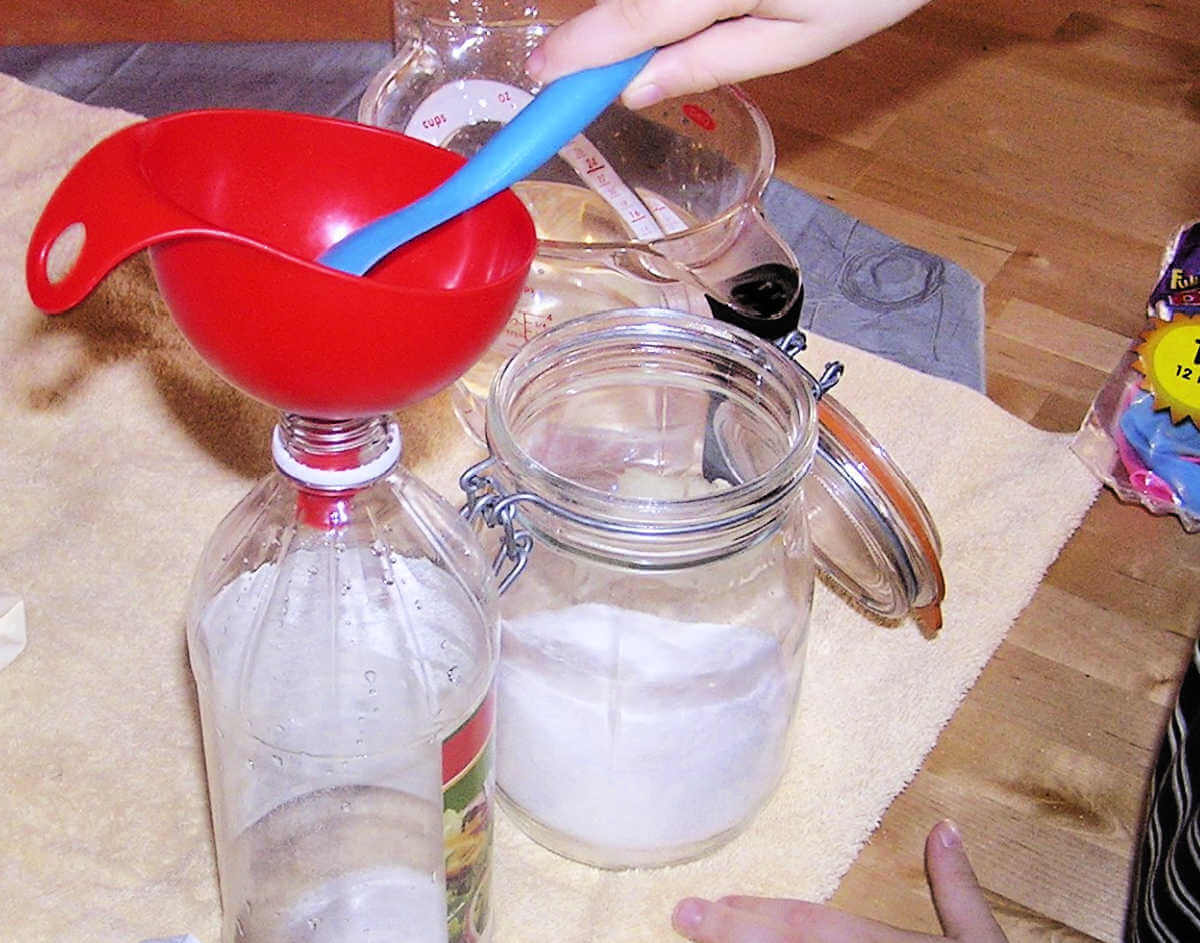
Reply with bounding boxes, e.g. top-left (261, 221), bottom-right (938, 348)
top-left (0, 73), bottom-right (1100, 943)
